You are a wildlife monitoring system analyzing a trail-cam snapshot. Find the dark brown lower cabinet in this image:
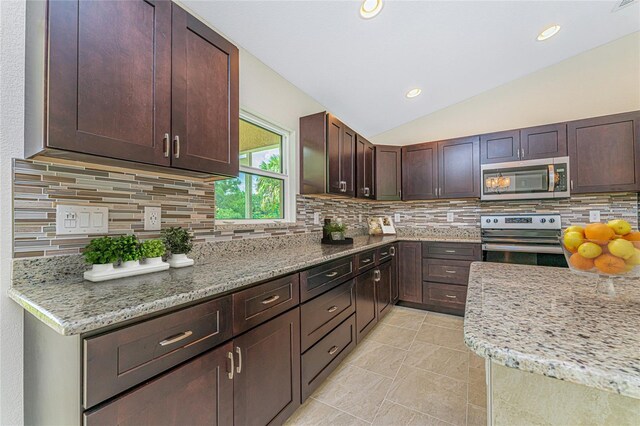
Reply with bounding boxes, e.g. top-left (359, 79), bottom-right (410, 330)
top-left (398, 242), bottom-right (422, 303)
top-left (84, 342), bottom-right (234, 426)
top-left (233, 308), bottom-right (301, 426)
top-left (355, 268), bottom-right (377, 343)
top-left (376, 260), bottom-right (393, 320)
